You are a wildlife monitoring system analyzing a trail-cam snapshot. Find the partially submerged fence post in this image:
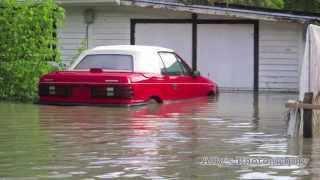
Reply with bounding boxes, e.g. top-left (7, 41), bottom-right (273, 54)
top-left (287, 106), bottom-right (300, 137)
top-left (303, 92), bottom-right (313, 138)
top-left (286, 92), bottom-right (317, 138)
top-left (313, 94), bottom-right (320, 137)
